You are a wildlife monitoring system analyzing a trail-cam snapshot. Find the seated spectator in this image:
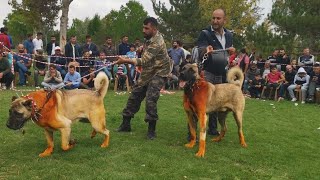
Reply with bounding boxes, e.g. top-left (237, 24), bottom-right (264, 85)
top-left (50, 46), bottom-right (67, 78)
top-left (298, 48), bottom-right (314, 74)
top-left (278, 48), bottom-right (290, 72)
top-left (0, 51), bottom-right (14, 89)
top-left (263, 66), bottom-right (284, 99)
top-left (64, 65), bottom-right (81, 89)
top-left (79, 50), bottom-right (94, 76)
top-left (278, 65), bottom-right (296, 101)
top-left (95, 52), bottom-right (112, 80)
top-left (244, 62), bottom-right (260, 94)
top-left (256, 54), bottom-right (266, 71)
top-left (165, 72), bottom-right (178, 90)
top-left (81, 66), bottom-right (96, 89)
top-left (113, 64), bottom-right (127, 91)
top-left (34, 49), bottom-right (47, 88)
top-left (307, 63), bottom-right (320, 102)
top-left (248, 73), bottom-right (264, 98)
top-left (13, 44), bottom-right (32, 86)
top-left (267, 49), bottom-right (279, 67)
top-left (287, 67), bottom-right (310, 103)
top-left (134, 66), bottom-right (142, 84)
top-left (41, 64), bottom-right (64, 90)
